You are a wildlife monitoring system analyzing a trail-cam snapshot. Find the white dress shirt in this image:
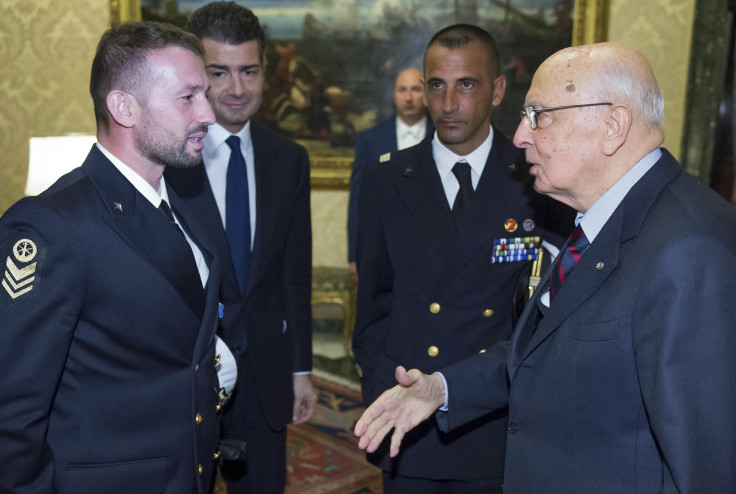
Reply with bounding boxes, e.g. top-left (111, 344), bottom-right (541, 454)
top-left (201, 121), bottom-right (257, 249)
top-left (396, 116), bottom-right (428, 150)
top-left (431, 125), bottom-right (494, 209)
